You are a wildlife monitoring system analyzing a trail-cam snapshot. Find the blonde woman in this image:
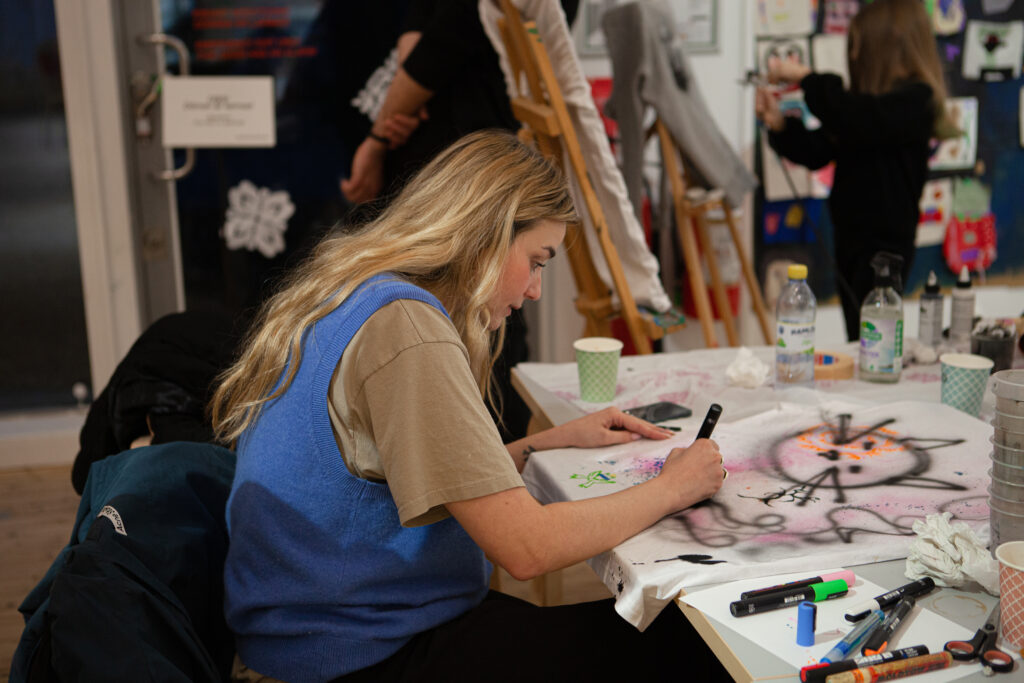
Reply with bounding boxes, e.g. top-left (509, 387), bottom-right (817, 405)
top-left (755, 0), bottom-right (957, 341)
top-left (212, 130), bottom-right (727, 682)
